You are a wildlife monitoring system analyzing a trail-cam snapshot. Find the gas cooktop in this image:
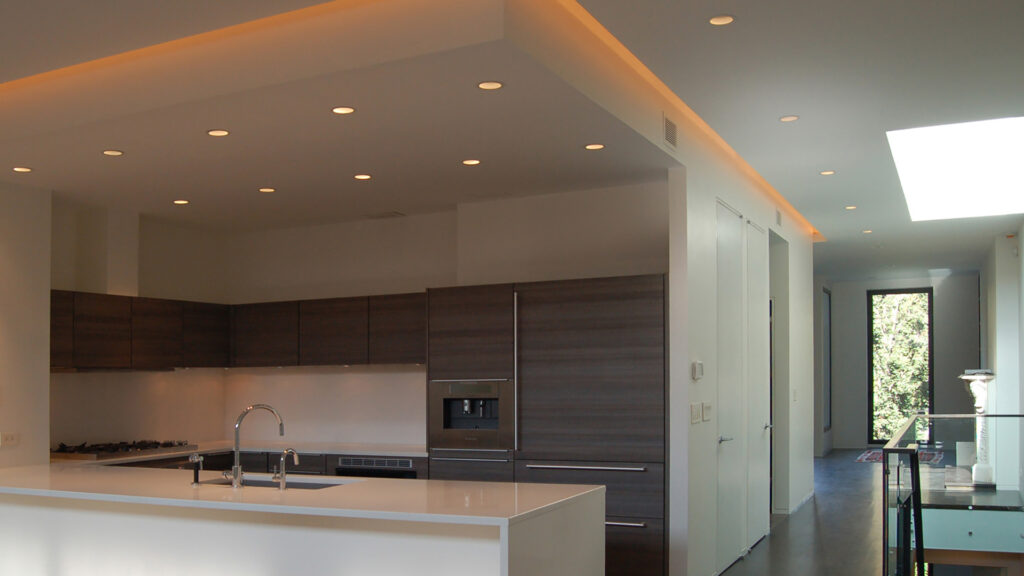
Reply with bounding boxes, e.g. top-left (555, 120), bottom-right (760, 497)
top-left (52, 440), bottom-right (196, 460)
